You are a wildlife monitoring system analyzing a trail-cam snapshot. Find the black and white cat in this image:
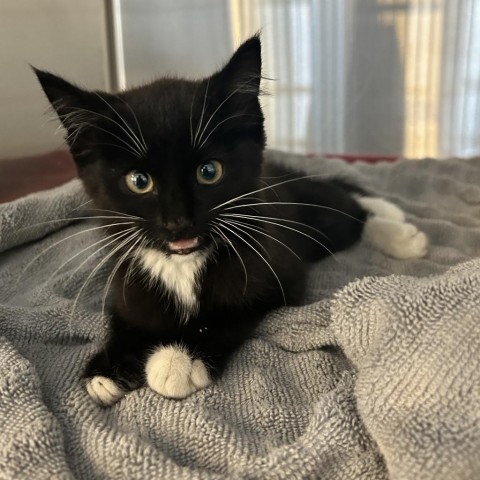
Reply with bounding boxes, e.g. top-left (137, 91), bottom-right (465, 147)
top-left (35, 36), bottom-right (427, 406)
